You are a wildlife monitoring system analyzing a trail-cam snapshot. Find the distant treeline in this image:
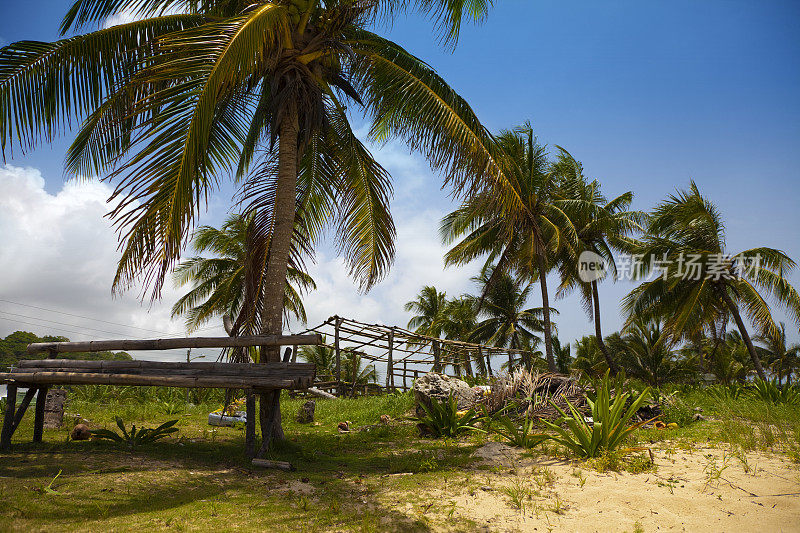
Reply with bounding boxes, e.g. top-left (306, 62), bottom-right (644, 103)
top-left (0, 331), bottom-right (132, 367)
